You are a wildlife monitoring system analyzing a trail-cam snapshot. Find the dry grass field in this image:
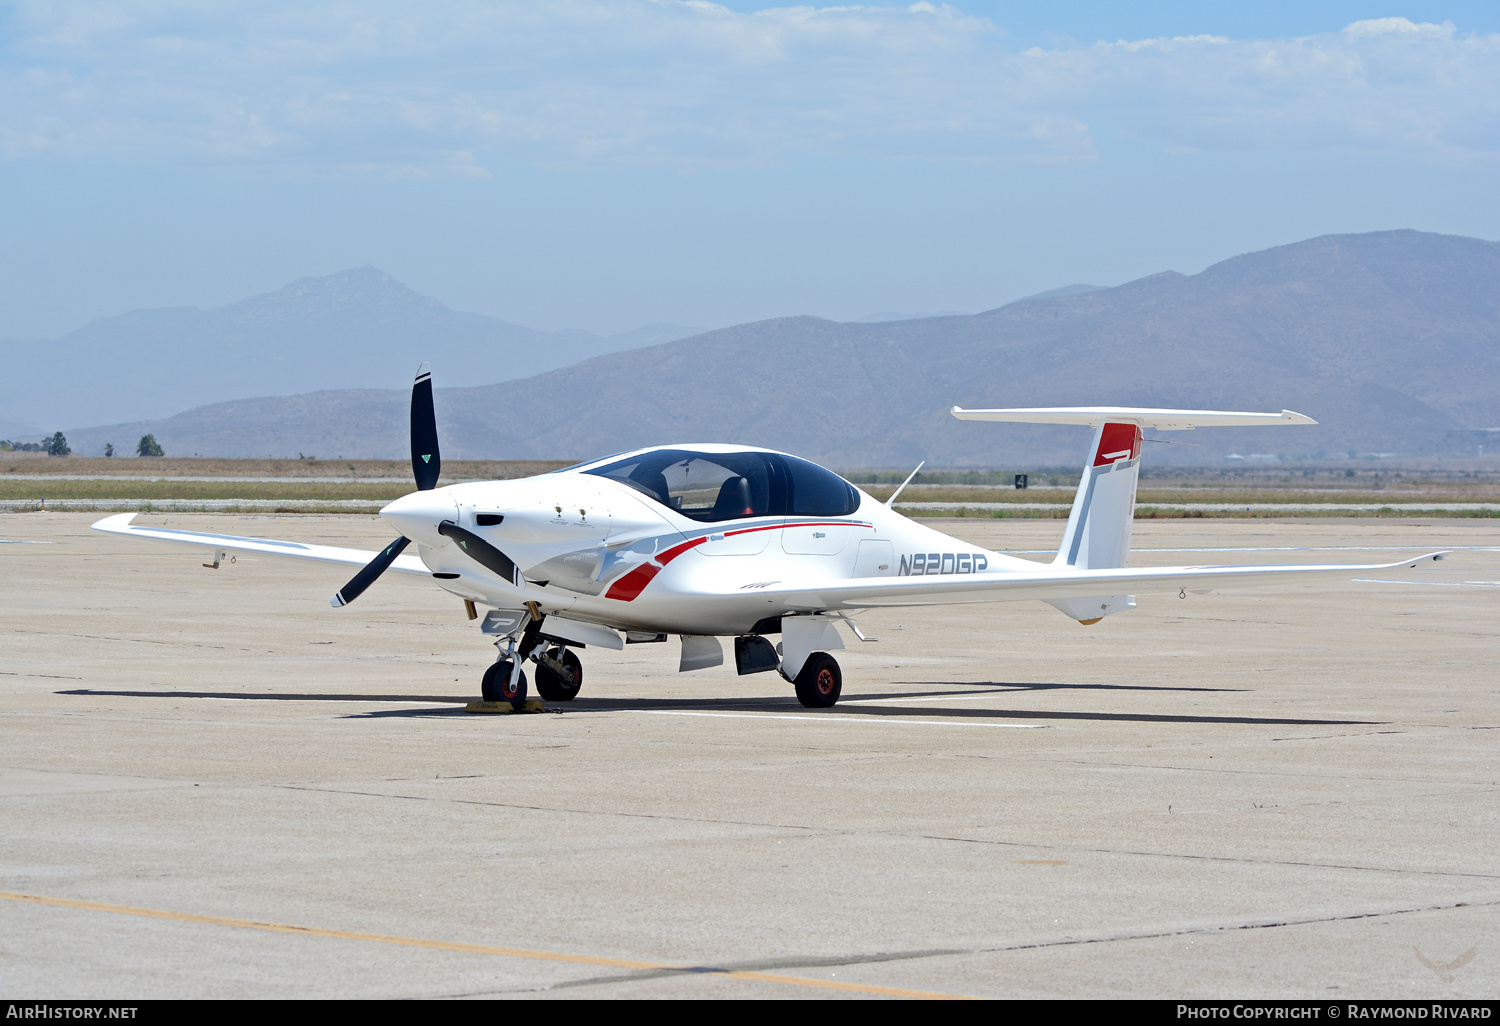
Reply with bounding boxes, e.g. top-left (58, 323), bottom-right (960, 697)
top-left (0, 454), bottom-right (571, 479)
top-left (3, 453), bottom-right (1499, 516)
